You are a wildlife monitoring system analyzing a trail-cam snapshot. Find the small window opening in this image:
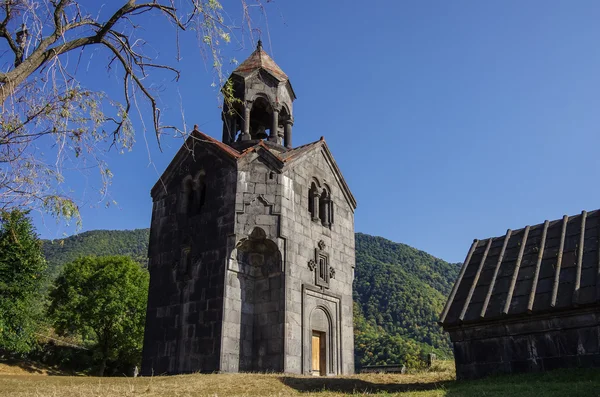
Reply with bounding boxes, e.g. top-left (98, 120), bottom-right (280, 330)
top-left (179, 247), bottom-right (192, 279)
top-left (180, 172), bottom-right (206, 216)
top-left (193, 179), bottom-right (206, 212)
top-left (309, 182), bottom-right (319, 220)
top-left (319, 189), bottom-right (333, 228)
top-left (316, 253), bottom-right (330, 287)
